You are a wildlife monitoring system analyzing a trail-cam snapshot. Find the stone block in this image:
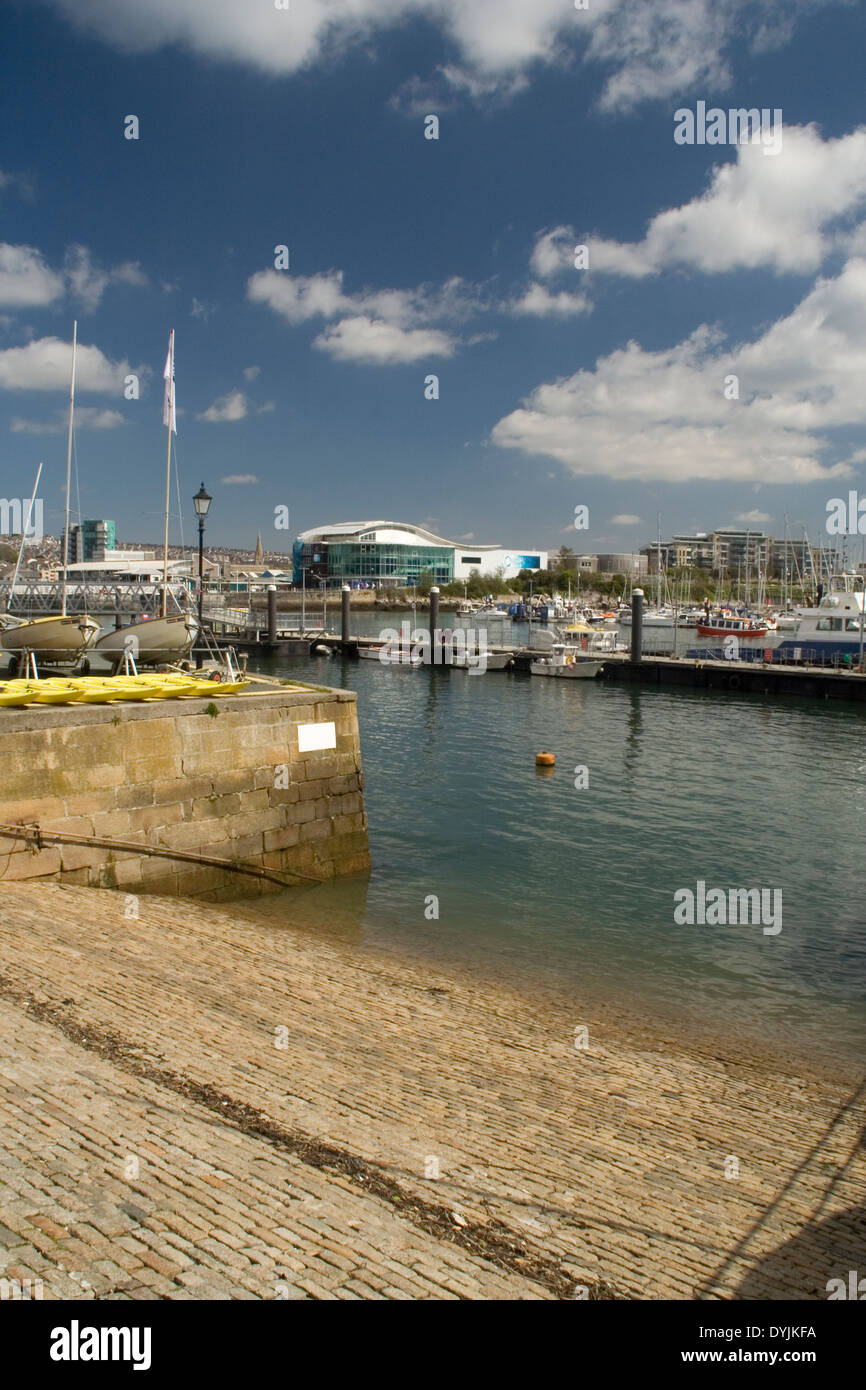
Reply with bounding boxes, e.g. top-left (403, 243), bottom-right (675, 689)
top-left (263, 824), bottom-right (300, 852)
top-left (127, 803), bottom-right (184, 834)
top-left (300, 818), bottom-right (330, 843)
